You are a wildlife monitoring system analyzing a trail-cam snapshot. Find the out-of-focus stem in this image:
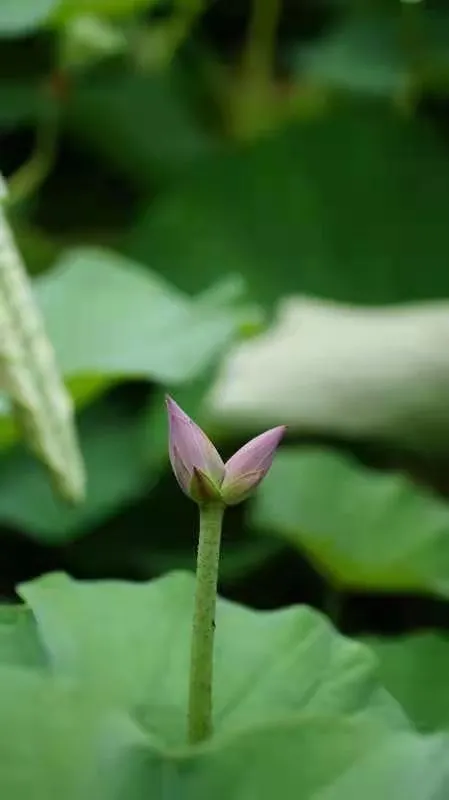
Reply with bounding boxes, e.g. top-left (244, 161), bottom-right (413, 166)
top-left (227, 0), bottom-right (282, 139)
top-left (242, 0), bottom-right (281, 87)
top-left (7, 107), bottom-right (59, 207)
